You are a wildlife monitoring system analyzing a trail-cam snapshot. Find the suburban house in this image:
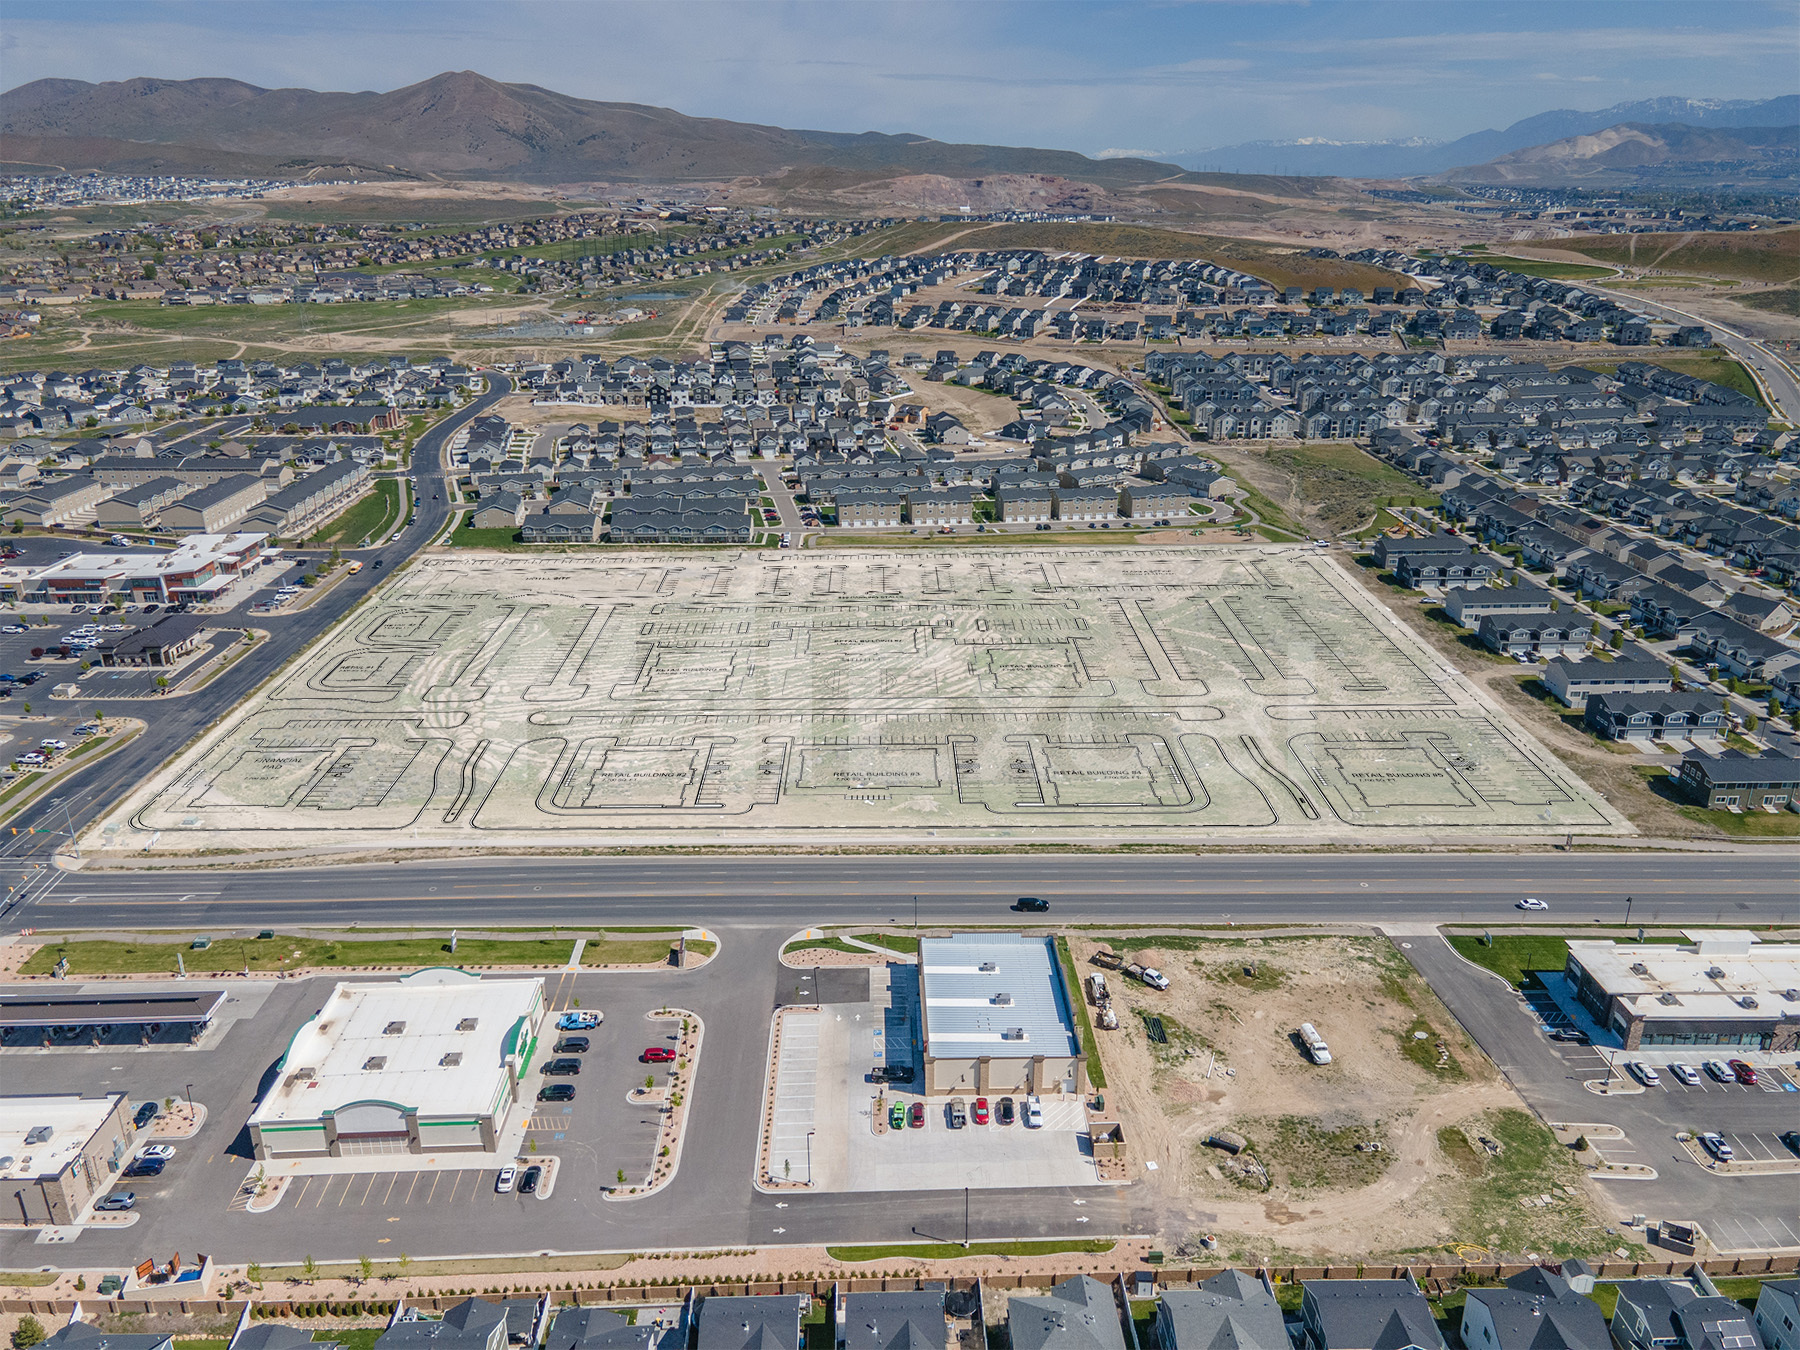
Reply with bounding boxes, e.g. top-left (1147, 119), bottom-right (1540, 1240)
top-left (838, 1290), bottom-right (948, 1350)
top-left (377, 1299), bottom-right (511, 1350)
top-left (1461, 1268), bottom-right (1610, 1350)
top-left (1393, 545), bottom-right (1497, 590)
top-left (1611, 1280), bottom-right (1759, 1350)
top-left (1443, 580), bottom-right (1558, 625)
top-left (907, 488), bottom-right (977, 526)
top-left (1054, 486), bottom-right (1120, 523)
top-left (1541, 649), bottom-right (1672, 707)
top-left (1753, 1280), bottom-right (1800, 1350)
top-left (1008, 1277), bottom-right (1127, 1350)
top-left (1476, 612), bottom-right (1587, 658)
top-left (695, 1295), bottom-right (805, 1350)
top-left (1300, 1276), bottom-right (1447, 1350)
top-left (543, 1310), bottom-right (657, 1350)
top-left (160, 475), bottom-right (268, 536)
top-left (838, 492), bottom-right (905, 527)
top-left (1676, 749), bottom-right (1800, 813)
top-left (1583, 691), bottom-right (1727, 742)
top-left (1158, 1271), bottom-right (1289, 1350)
top-left (42, 1325), bottom-right (173, 1350)
top-left (1120, 483), bottom-right (1191, 519)
top-left (997, 485), bottom-right (1054, 524)
top-left (470, 492), bottom-right (526, 529)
